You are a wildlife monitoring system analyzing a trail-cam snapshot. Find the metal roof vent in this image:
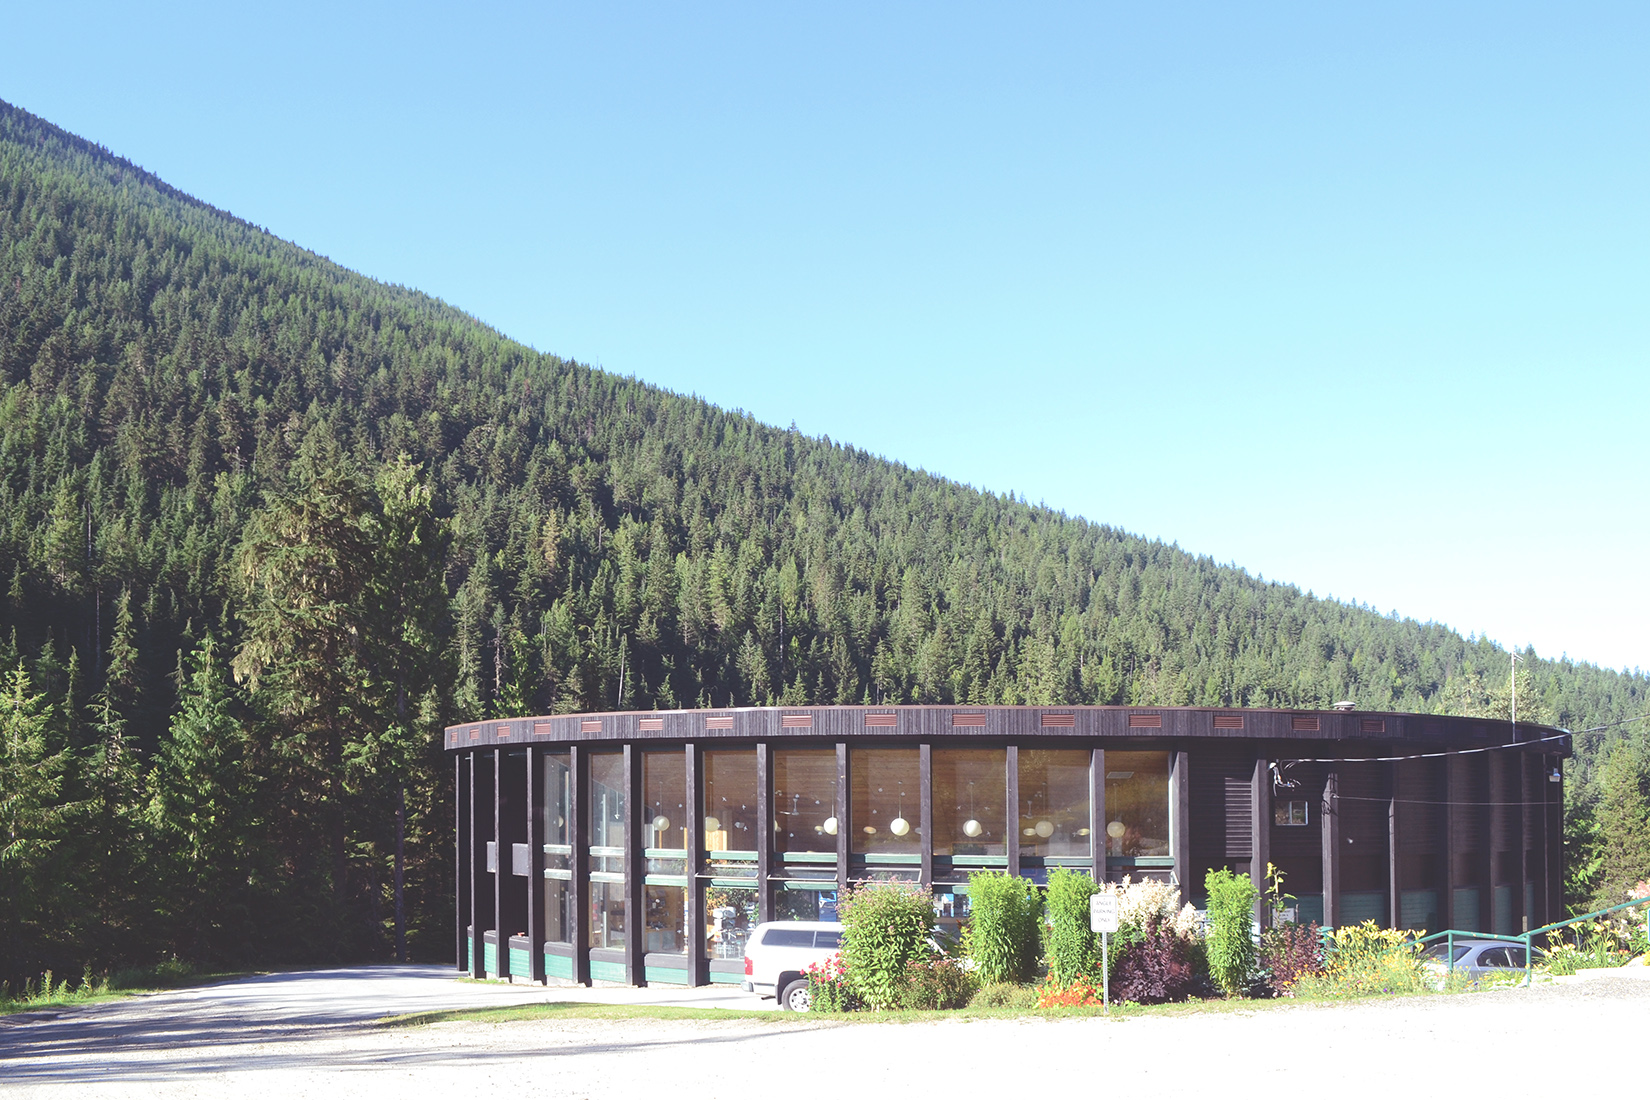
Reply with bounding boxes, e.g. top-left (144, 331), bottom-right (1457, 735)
top-left (1332, 701), bottom-right (1356, 711)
